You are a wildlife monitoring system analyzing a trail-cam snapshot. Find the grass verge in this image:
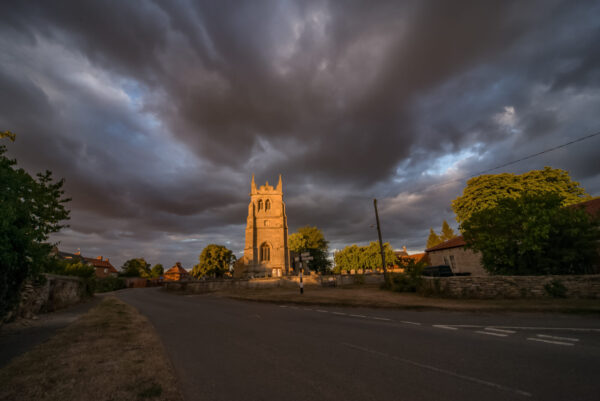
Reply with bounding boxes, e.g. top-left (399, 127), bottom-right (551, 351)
top-left (0, 296), bottom-right (182, 401)
top-left (220, 285), bottom-right (600, 314)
